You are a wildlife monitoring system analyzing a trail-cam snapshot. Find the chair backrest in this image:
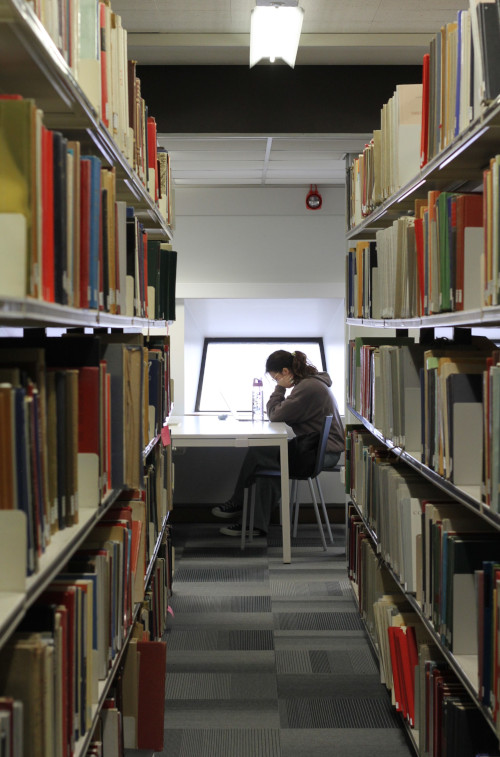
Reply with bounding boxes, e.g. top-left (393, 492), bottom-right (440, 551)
top-left (311, 415), bottom-right (333, 478)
